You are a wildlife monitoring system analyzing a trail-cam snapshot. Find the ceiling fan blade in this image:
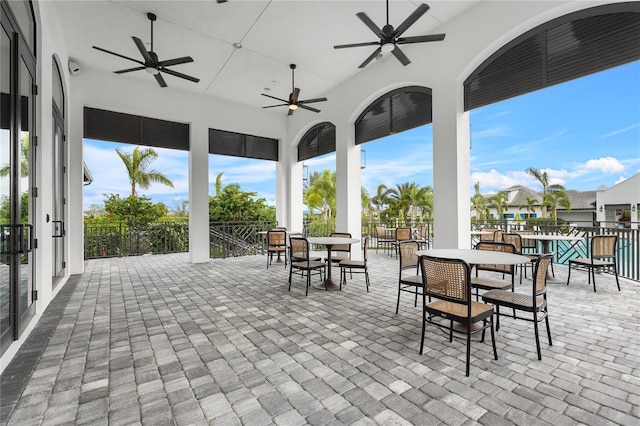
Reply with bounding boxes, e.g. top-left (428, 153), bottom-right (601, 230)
top-left (358, 46), bottom-right (382, 69)
top-left (299, 97), bottom-right (327, 104)
top-left (157, 56), bottom-right (194, 67)
top-left (394, 4), bottom-right (430, 38)
top-left (155, 73), bottom-right (167, 88)
top-left (133, 37), bottom-right (154, 63)
top-left (93, 46), bottom-right (144, 65)
top-left (262, 104), bottom-right (289, 109)
top-left (261, 93), bottom-right (289, 103)
top-left (397, 34), bottom-right (446, 45)
top-left (114, 66), bottom-right (146, 74)
top-left (299, 104), bottom-right (321, 113)
top-left (391, 46), bottom-right (411, 66)
top-left (356, 12), bottom-right (384, 38)
top-left (334, 41), bottom-right (381, 49)
top-left (288, 108), bottom-right (294, 116)
top-left (160, 68), bottom-right (200, 83)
